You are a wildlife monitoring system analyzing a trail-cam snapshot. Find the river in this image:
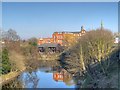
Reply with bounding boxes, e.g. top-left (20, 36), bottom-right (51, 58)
top-left (3, 61), bottom-right (78, 89)
top-left (18, 66), bottom-right (76, 88)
